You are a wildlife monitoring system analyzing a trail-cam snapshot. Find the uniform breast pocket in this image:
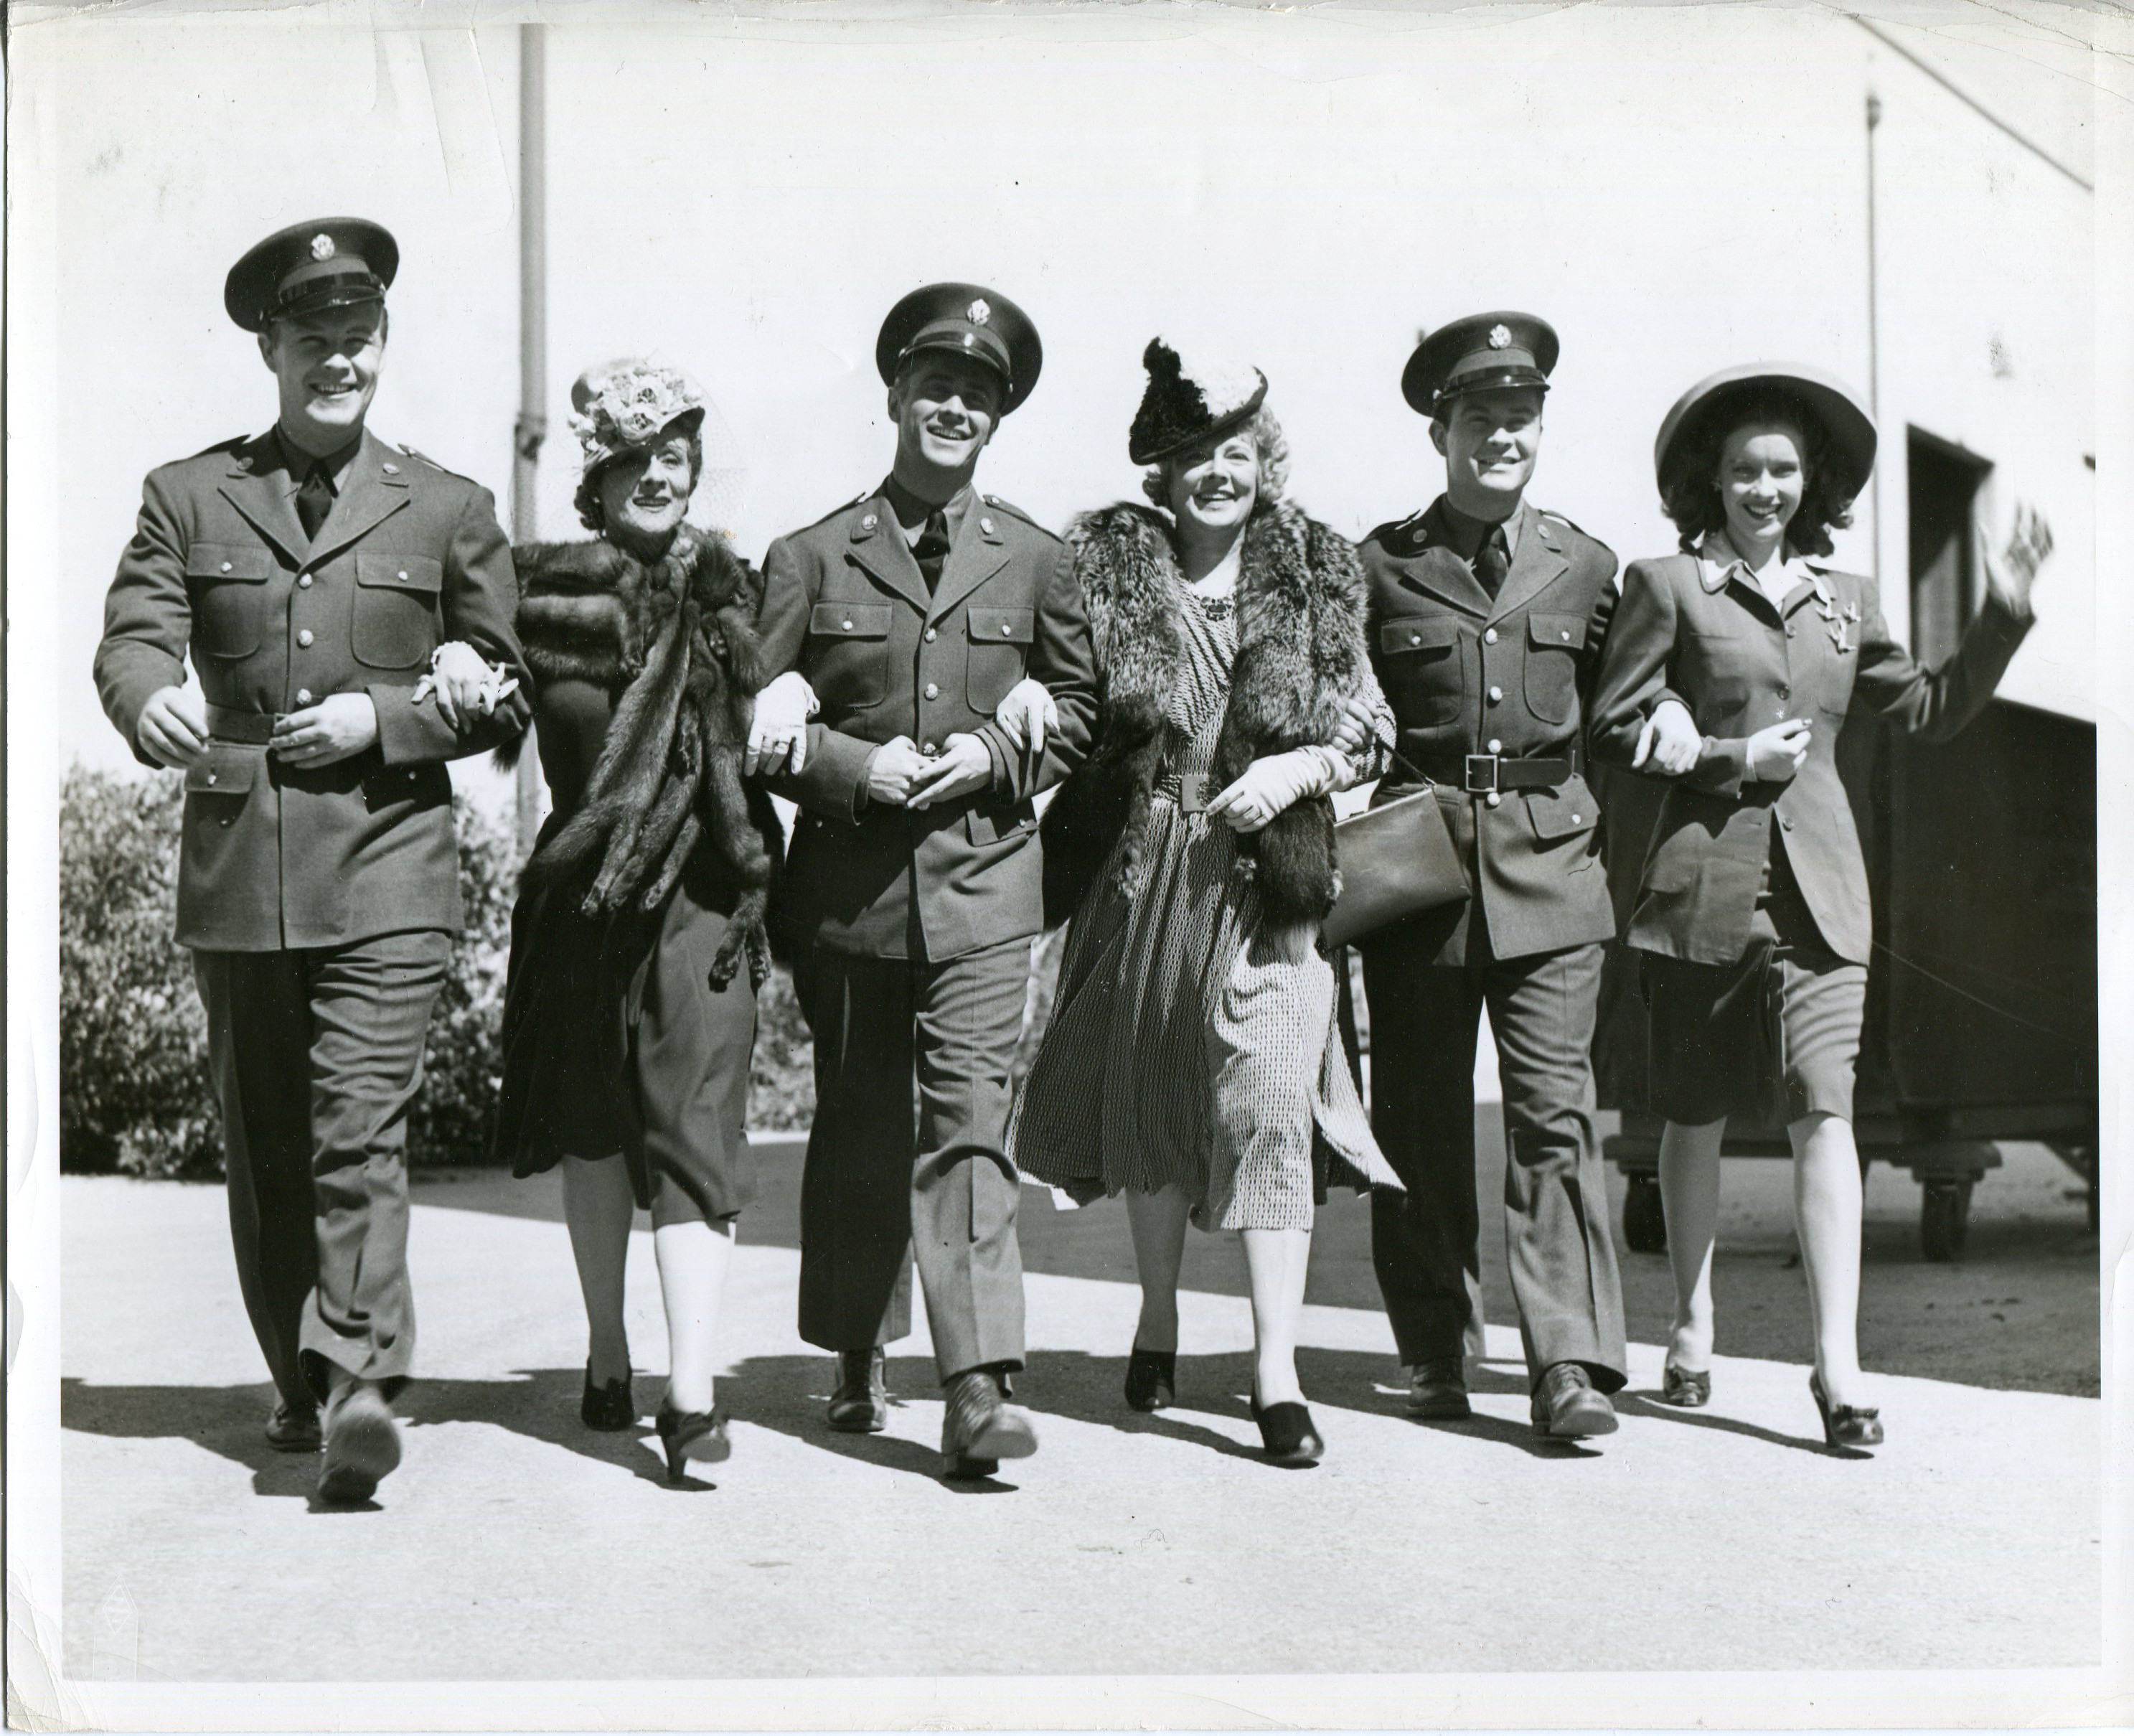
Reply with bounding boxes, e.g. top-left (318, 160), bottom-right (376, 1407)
top-left (1523, 612), bottom-right (1587, 724)
top-left (187, 543), bottom-right (276, 660)
top-left (352, 553), bottom-right (443, 669)
top-left (807, 601), bottom-right (893, 710)
top-left (1378, 615), bottom-right (1465, 726)
top-left (966, 606), bottom-right (1034, 712)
